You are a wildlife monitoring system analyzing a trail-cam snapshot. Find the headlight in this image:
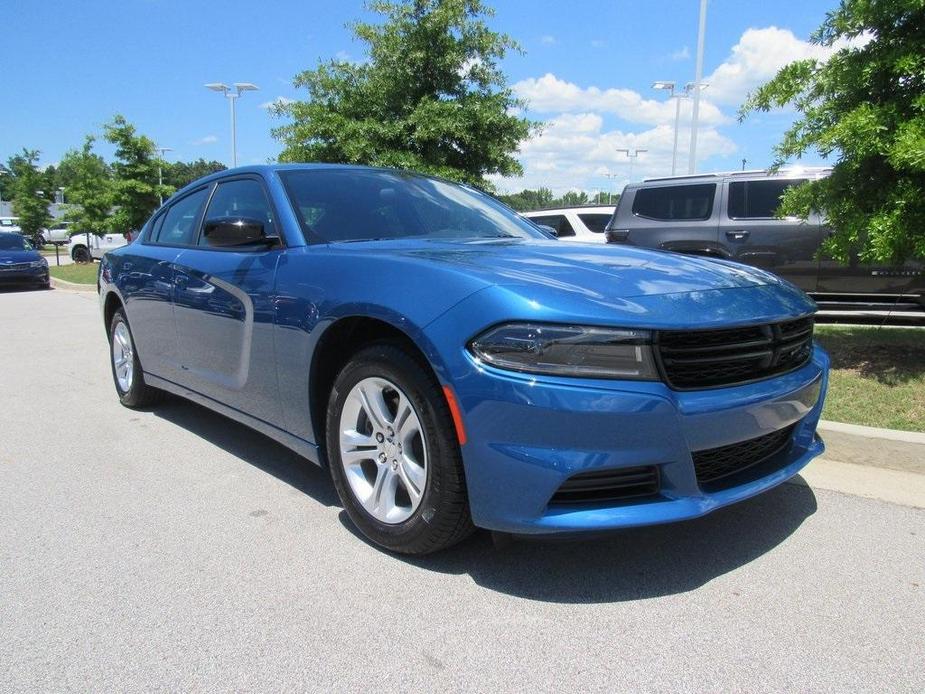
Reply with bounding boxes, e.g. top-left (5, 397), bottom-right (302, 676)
top-left (469, 323), bottom-right (659, 380)
top-left (30, 258), bottom-right (48, 268)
